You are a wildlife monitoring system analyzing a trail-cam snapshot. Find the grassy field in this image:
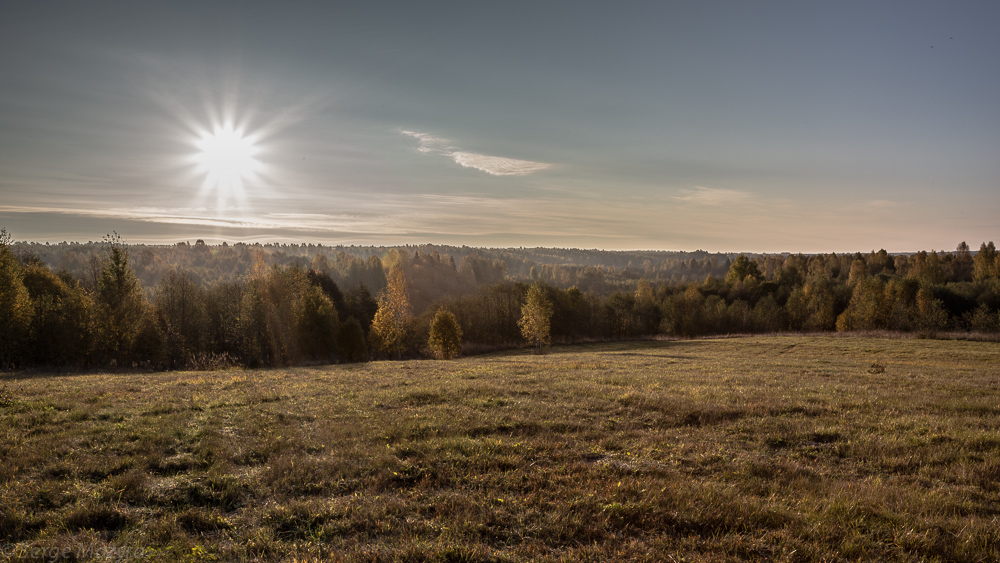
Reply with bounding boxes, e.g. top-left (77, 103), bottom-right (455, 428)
top-left (2, 335), bottom-right (1000, 562)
